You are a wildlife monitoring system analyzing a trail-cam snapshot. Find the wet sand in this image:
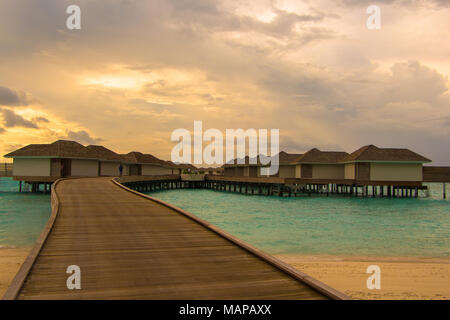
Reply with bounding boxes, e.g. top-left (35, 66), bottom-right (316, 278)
top-left (0, 248), bottom-right (30, 298)
top-left (276, 254), bottom-right (450, 300)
